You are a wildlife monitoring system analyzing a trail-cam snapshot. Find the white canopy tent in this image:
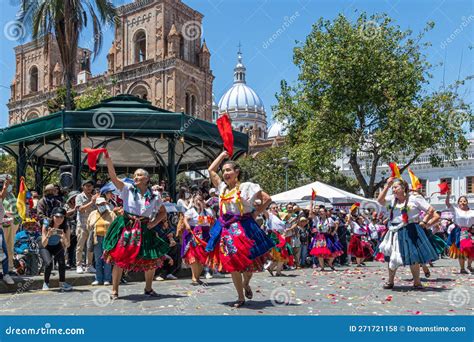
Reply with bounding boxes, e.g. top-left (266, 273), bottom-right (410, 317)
top-left (271, 181), bottom-right (376, 206)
